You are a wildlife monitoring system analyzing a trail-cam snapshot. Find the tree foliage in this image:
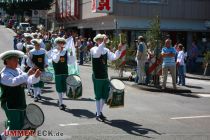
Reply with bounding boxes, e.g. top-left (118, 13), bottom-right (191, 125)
top-left (0, 0), bottom-right (53, 15)
top-left (145, 16), bottom-right (162, 51)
